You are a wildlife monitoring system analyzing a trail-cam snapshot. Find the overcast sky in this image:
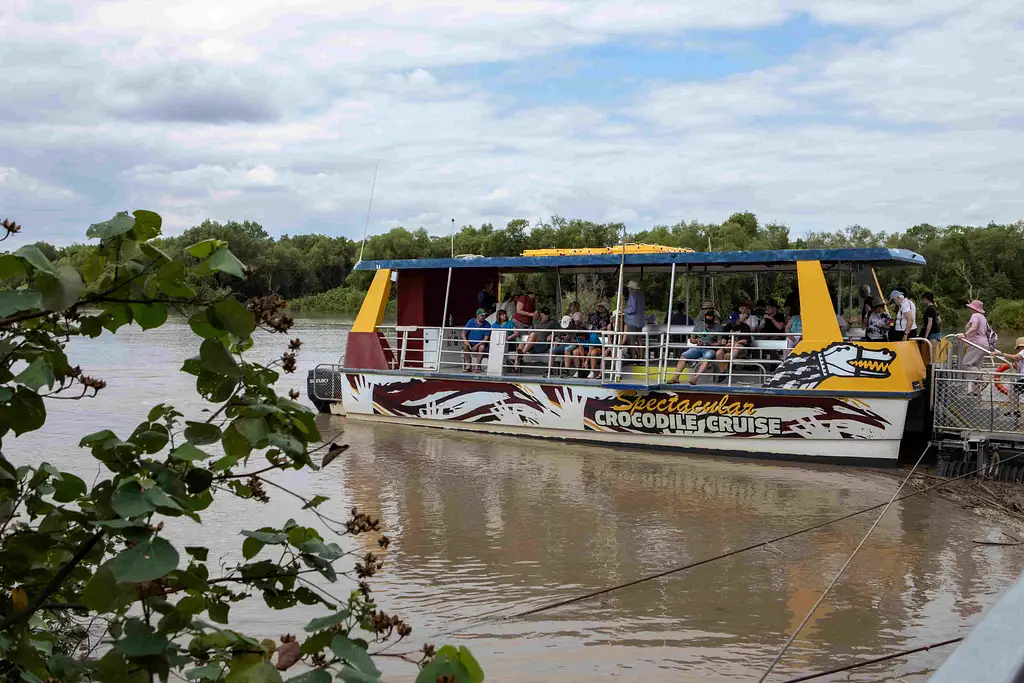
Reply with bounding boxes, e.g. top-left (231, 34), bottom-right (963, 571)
top-left (2, 0), bottom-right (1022, 245)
